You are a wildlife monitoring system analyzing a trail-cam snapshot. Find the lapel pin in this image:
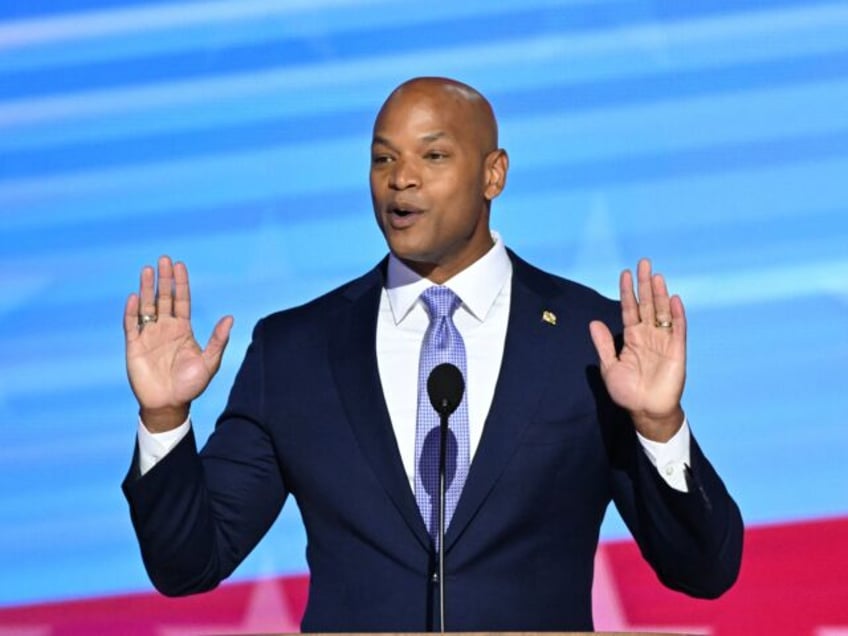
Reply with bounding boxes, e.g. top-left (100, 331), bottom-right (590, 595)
top-left (542, 310), bottom-right (557, 325)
